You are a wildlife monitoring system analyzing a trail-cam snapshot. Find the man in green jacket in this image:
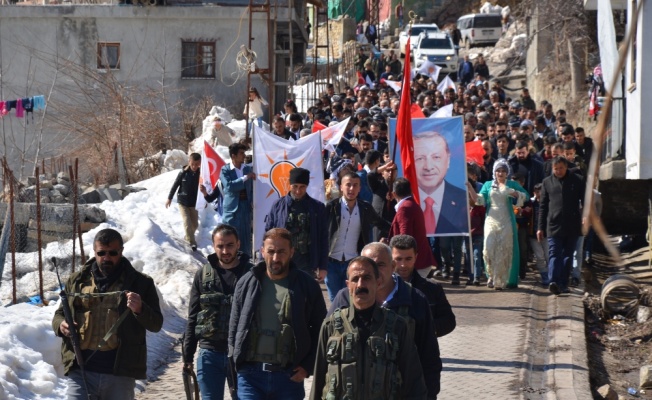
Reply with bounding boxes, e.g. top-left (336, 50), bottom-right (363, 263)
top-left (52, 228), bottom-right (163, 399)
